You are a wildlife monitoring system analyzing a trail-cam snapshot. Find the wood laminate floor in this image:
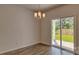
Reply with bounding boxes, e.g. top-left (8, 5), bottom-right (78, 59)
top-left (2, 44), bottom-right (73, 55)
